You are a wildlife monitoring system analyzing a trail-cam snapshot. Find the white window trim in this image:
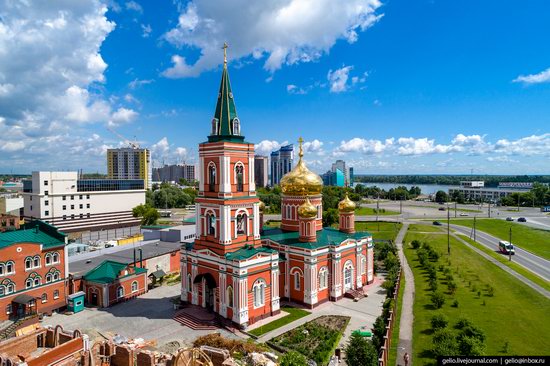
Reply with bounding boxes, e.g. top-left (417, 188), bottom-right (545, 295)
top-left (131, 281), bottom-right (139, 293)
top-left (253, 279), bottom-right (266, 309)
